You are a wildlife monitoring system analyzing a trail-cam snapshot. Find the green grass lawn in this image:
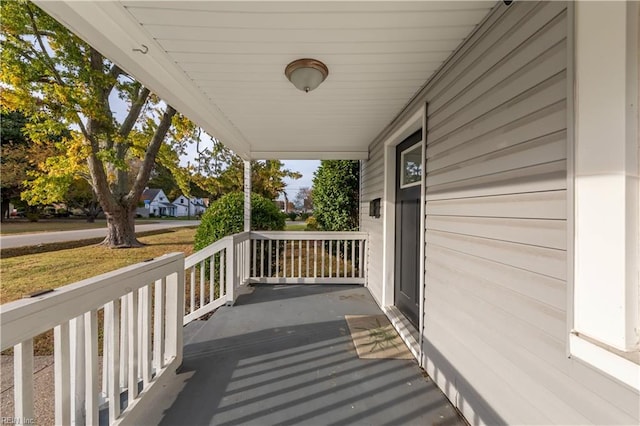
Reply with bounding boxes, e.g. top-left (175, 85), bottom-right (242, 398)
top-left (285, 221), bottom-right (307, 231)
top-left (0, 227), bottom-right (196, 304)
